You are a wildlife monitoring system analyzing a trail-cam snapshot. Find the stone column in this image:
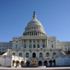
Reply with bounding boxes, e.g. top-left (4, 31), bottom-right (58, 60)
top-left (28, 39), bottom-right (29, 48)
top-left (36, 39), bottom-right (37, 48)
top-left (40, 39), bottom-right (42, 48)
top-left (19, 62), bottom-right (21, 67)
top-left (47, 60), bottom-right (49, 66)
top-left (47, 39), bottom-right (48, 47)
top-left (21, 39), bottom-right (22, 47)
top-left (23, 40), bottom-right (24, 48)
top-left (45, 39), bottom-right (46, 47)
top-left (32, 39), bottom-right (33, 49)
